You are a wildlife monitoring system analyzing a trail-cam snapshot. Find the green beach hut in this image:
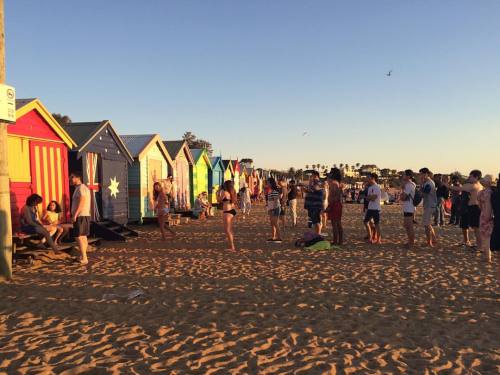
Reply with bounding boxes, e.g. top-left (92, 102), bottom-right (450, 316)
top-left (190, 149), bottom-right (212, 206)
